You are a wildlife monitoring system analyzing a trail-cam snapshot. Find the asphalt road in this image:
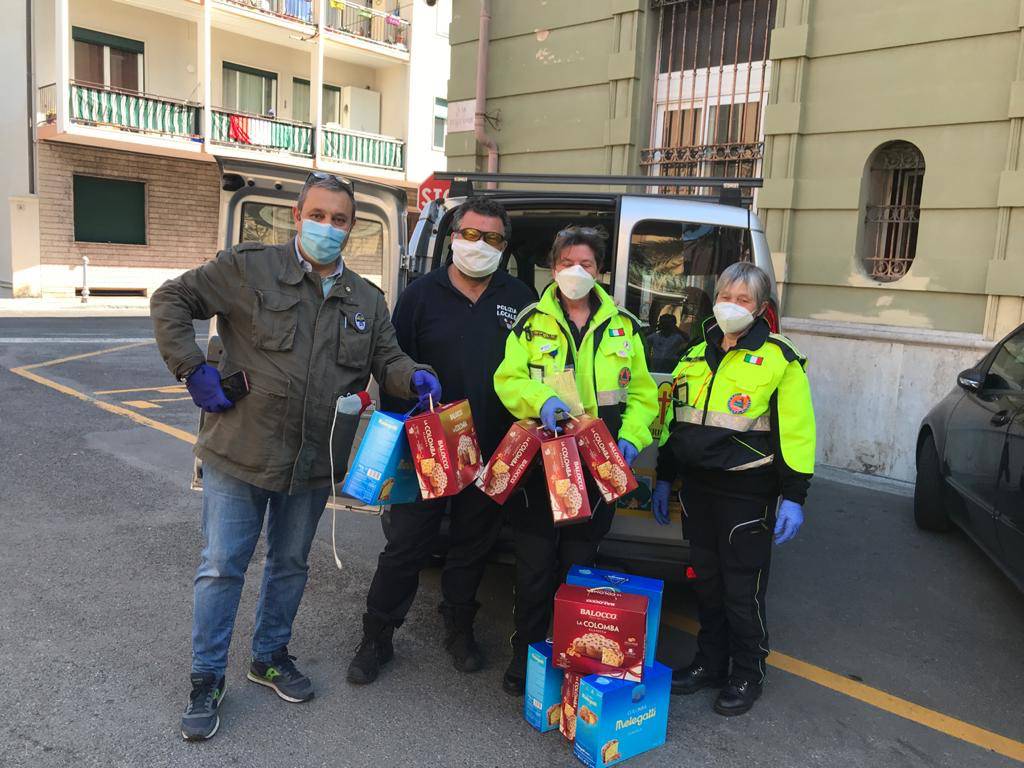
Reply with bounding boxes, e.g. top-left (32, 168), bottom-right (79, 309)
top-left (1, 317), bottom-right (1023, 768)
